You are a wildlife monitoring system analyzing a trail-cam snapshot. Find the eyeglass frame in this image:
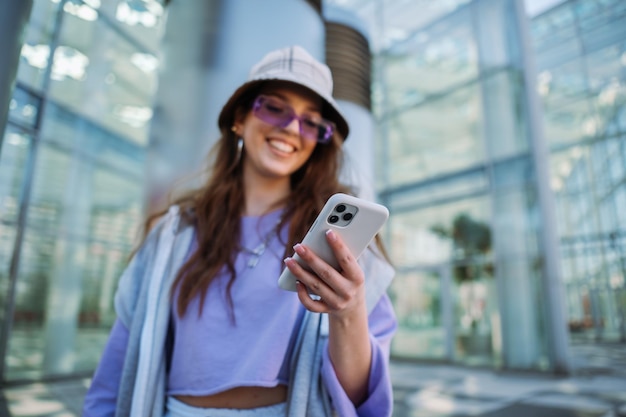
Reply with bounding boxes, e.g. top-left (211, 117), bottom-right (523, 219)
top-left (251, 95), bottom-right (336, 144)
